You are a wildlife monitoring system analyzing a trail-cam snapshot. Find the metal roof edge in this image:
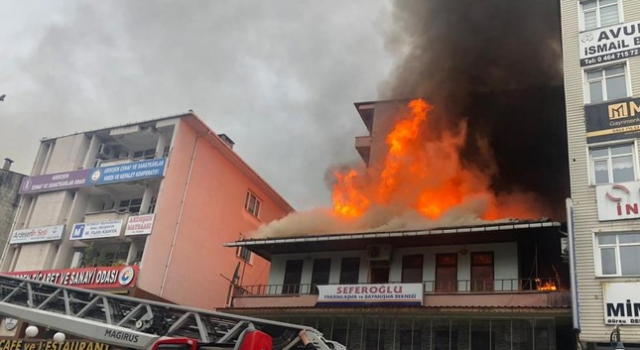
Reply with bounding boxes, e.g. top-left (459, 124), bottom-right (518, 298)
top-left (225, 221), bottom-right (562, 247)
